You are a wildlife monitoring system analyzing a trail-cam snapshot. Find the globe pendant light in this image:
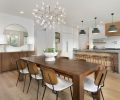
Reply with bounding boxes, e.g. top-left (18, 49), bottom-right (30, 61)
top-left (92, 17), bottom-right (100, 34)
top-left (108, 13), bottom-right (118, 33)
top-left (79, 20), bottom-right (86, 34)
